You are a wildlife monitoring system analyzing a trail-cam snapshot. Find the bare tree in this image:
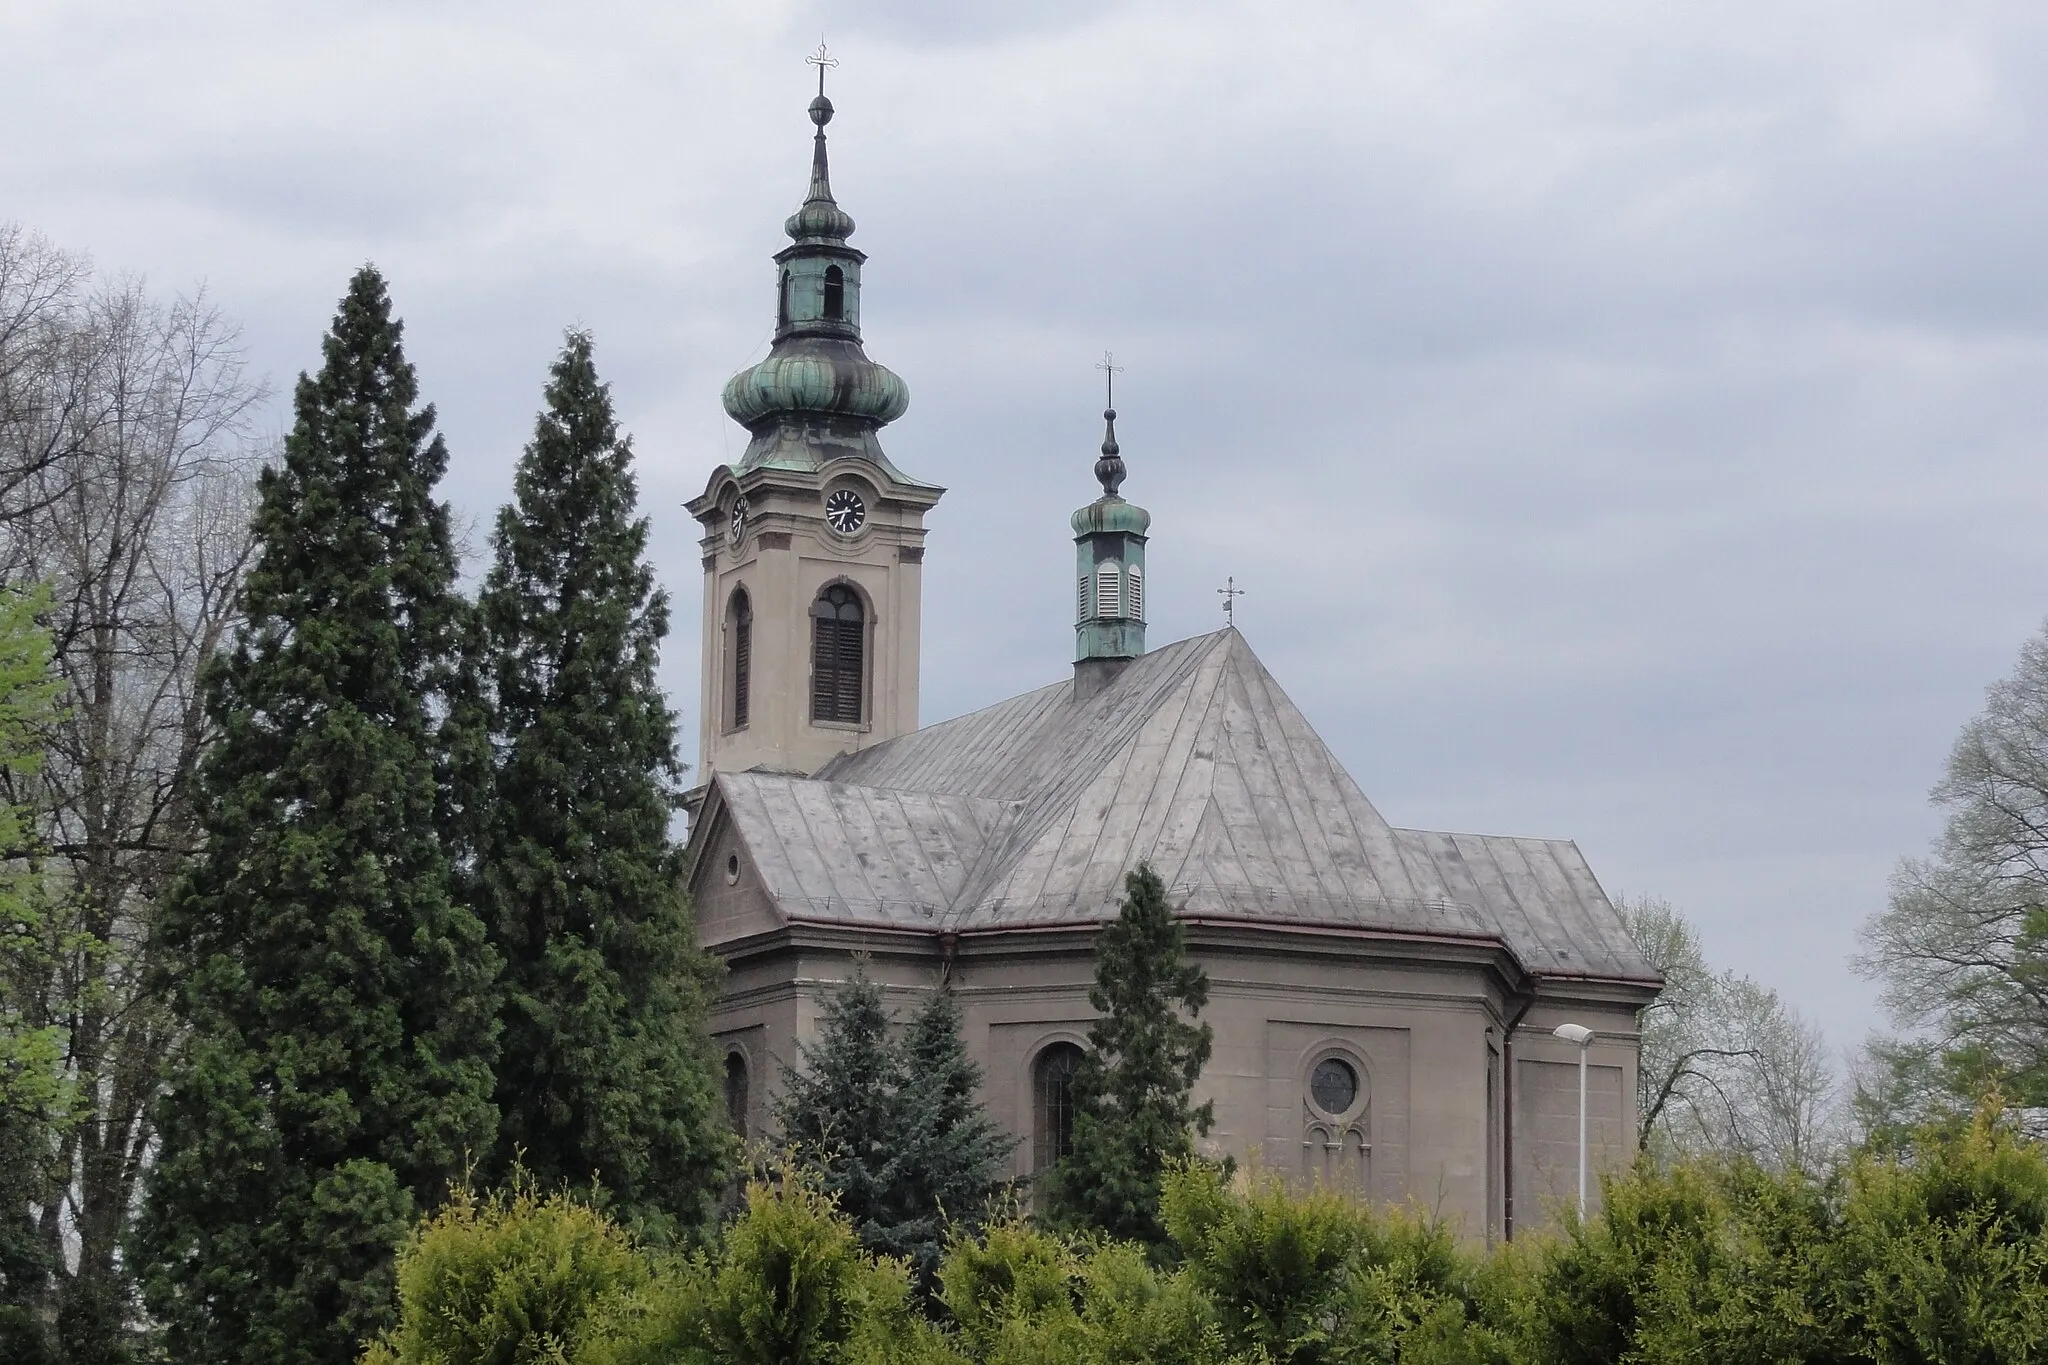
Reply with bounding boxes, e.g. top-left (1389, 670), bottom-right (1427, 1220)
top-left (1857, 623), bottom-right (2048, 1121)
top-left (0, 224), bottom-right (102, 534)
top-left (1623, 894), bottom-right (1840, 1168)
top-left (0, 253), bottom-right (263, 1348)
